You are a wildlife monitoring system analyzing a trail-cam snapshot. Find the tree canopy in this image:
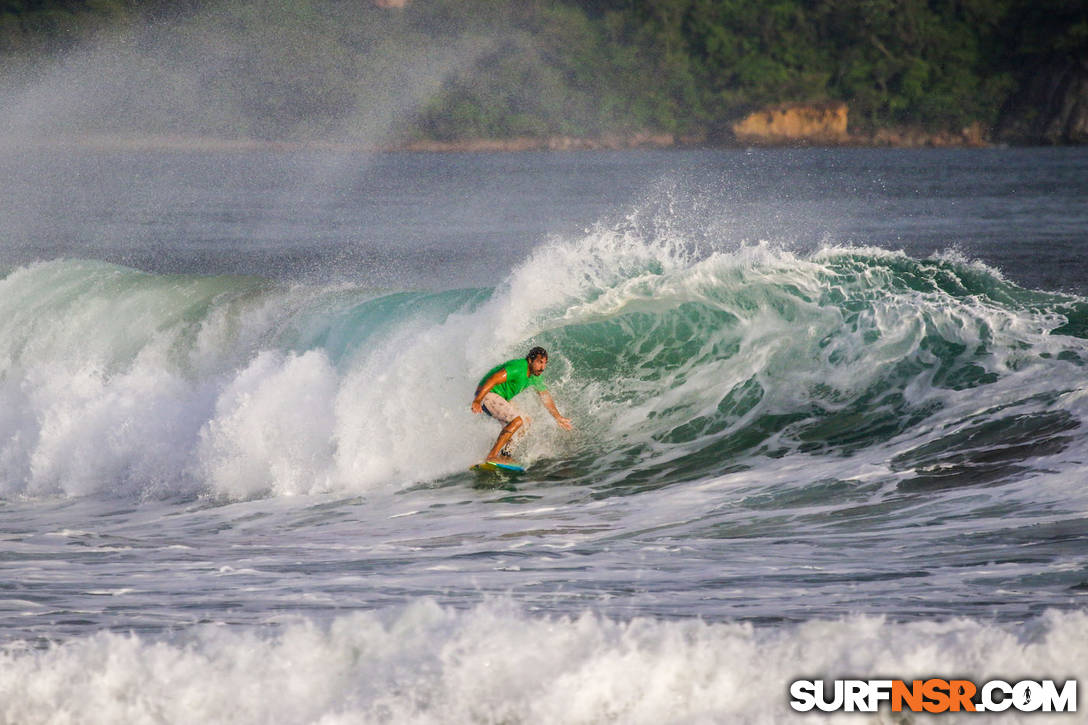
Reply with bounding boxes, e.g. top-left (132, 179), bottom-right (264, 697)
top-left (1, 0), bottom-right (1084, 142)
